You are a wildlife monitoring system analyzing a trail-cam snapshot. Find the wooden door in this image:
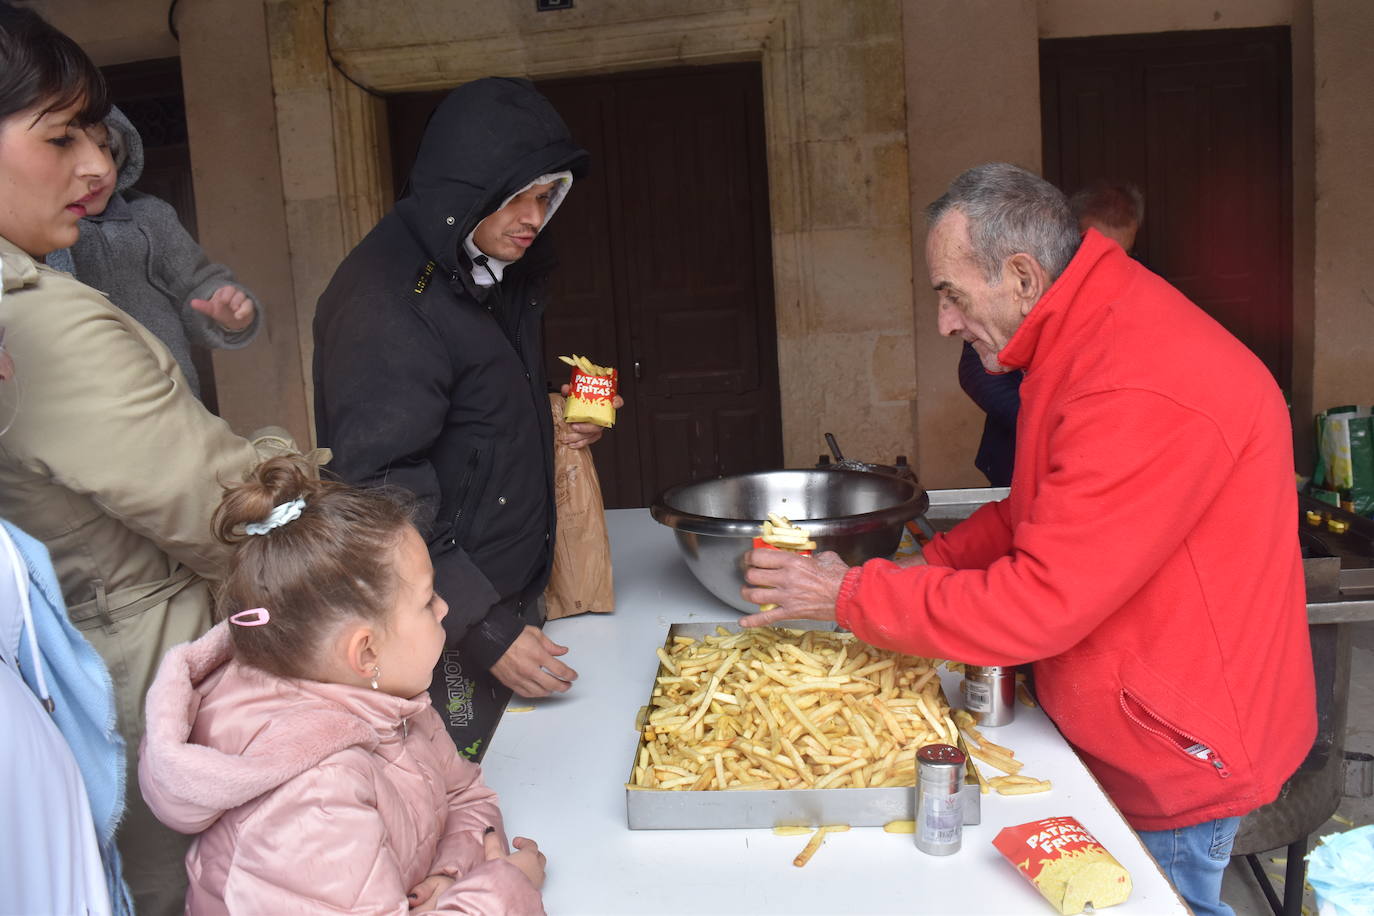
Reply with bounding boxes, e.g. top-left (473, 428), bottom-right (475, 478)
top-left (1041, 27), bottom-right (1292, 391)
top-left (387, 65), bottom-right (783, 508)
